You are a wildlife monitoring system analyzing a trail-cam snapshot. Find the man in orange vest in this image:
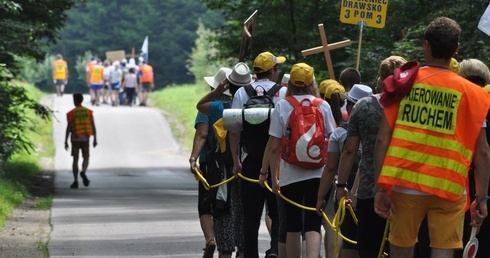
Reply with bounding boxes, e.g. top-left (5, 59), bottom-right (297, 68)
top-left (89, 59), bottom-right (105, 106)
top-left (138, 60), bottom-right (154, 106)
top-left (85, 56), bottom-right (95, 87)
top-left (65, 93), bottom-right (97, 189)
top-left (52, 54), bottom-right (69, 97)
top-left (373, 17), bottom-right (490, 258)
